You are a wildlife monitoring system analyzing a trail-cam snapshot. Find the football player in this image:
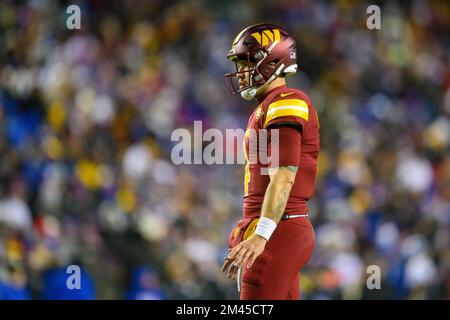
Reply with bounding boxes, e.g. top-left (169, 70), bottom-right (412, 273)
top-left (221, 23), bottom-right (320, 300)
